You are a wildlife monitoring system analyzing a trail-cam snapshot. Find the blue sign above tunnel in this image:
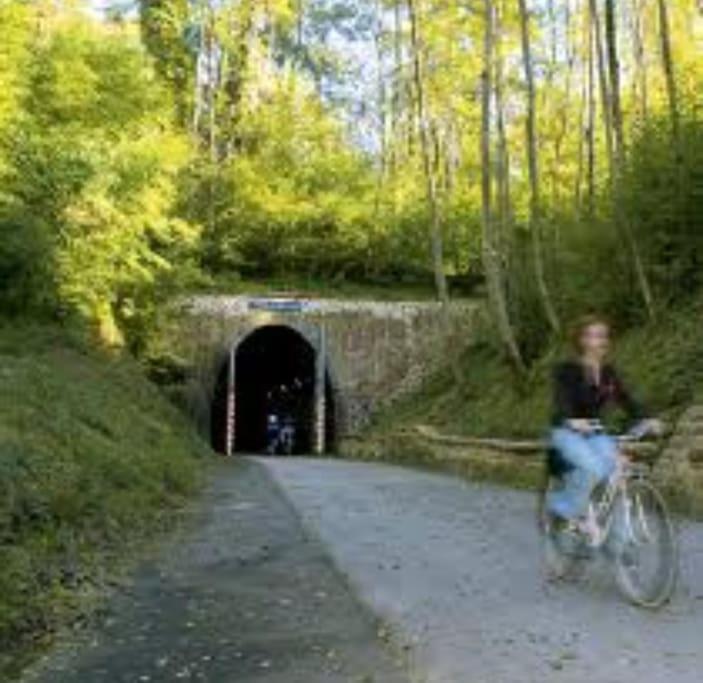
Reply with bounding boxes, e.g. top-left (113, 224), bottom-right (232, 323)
top-left (247, 298), bottom-right (317, 313)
